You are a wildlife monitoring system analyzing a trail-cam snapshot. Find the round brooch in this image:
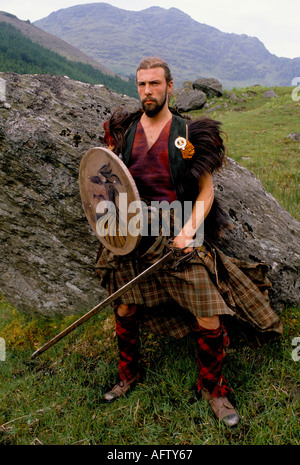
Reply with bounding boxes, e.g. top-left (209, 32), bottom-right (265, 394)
top-left (175, 137), bottom-right (195, 159)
